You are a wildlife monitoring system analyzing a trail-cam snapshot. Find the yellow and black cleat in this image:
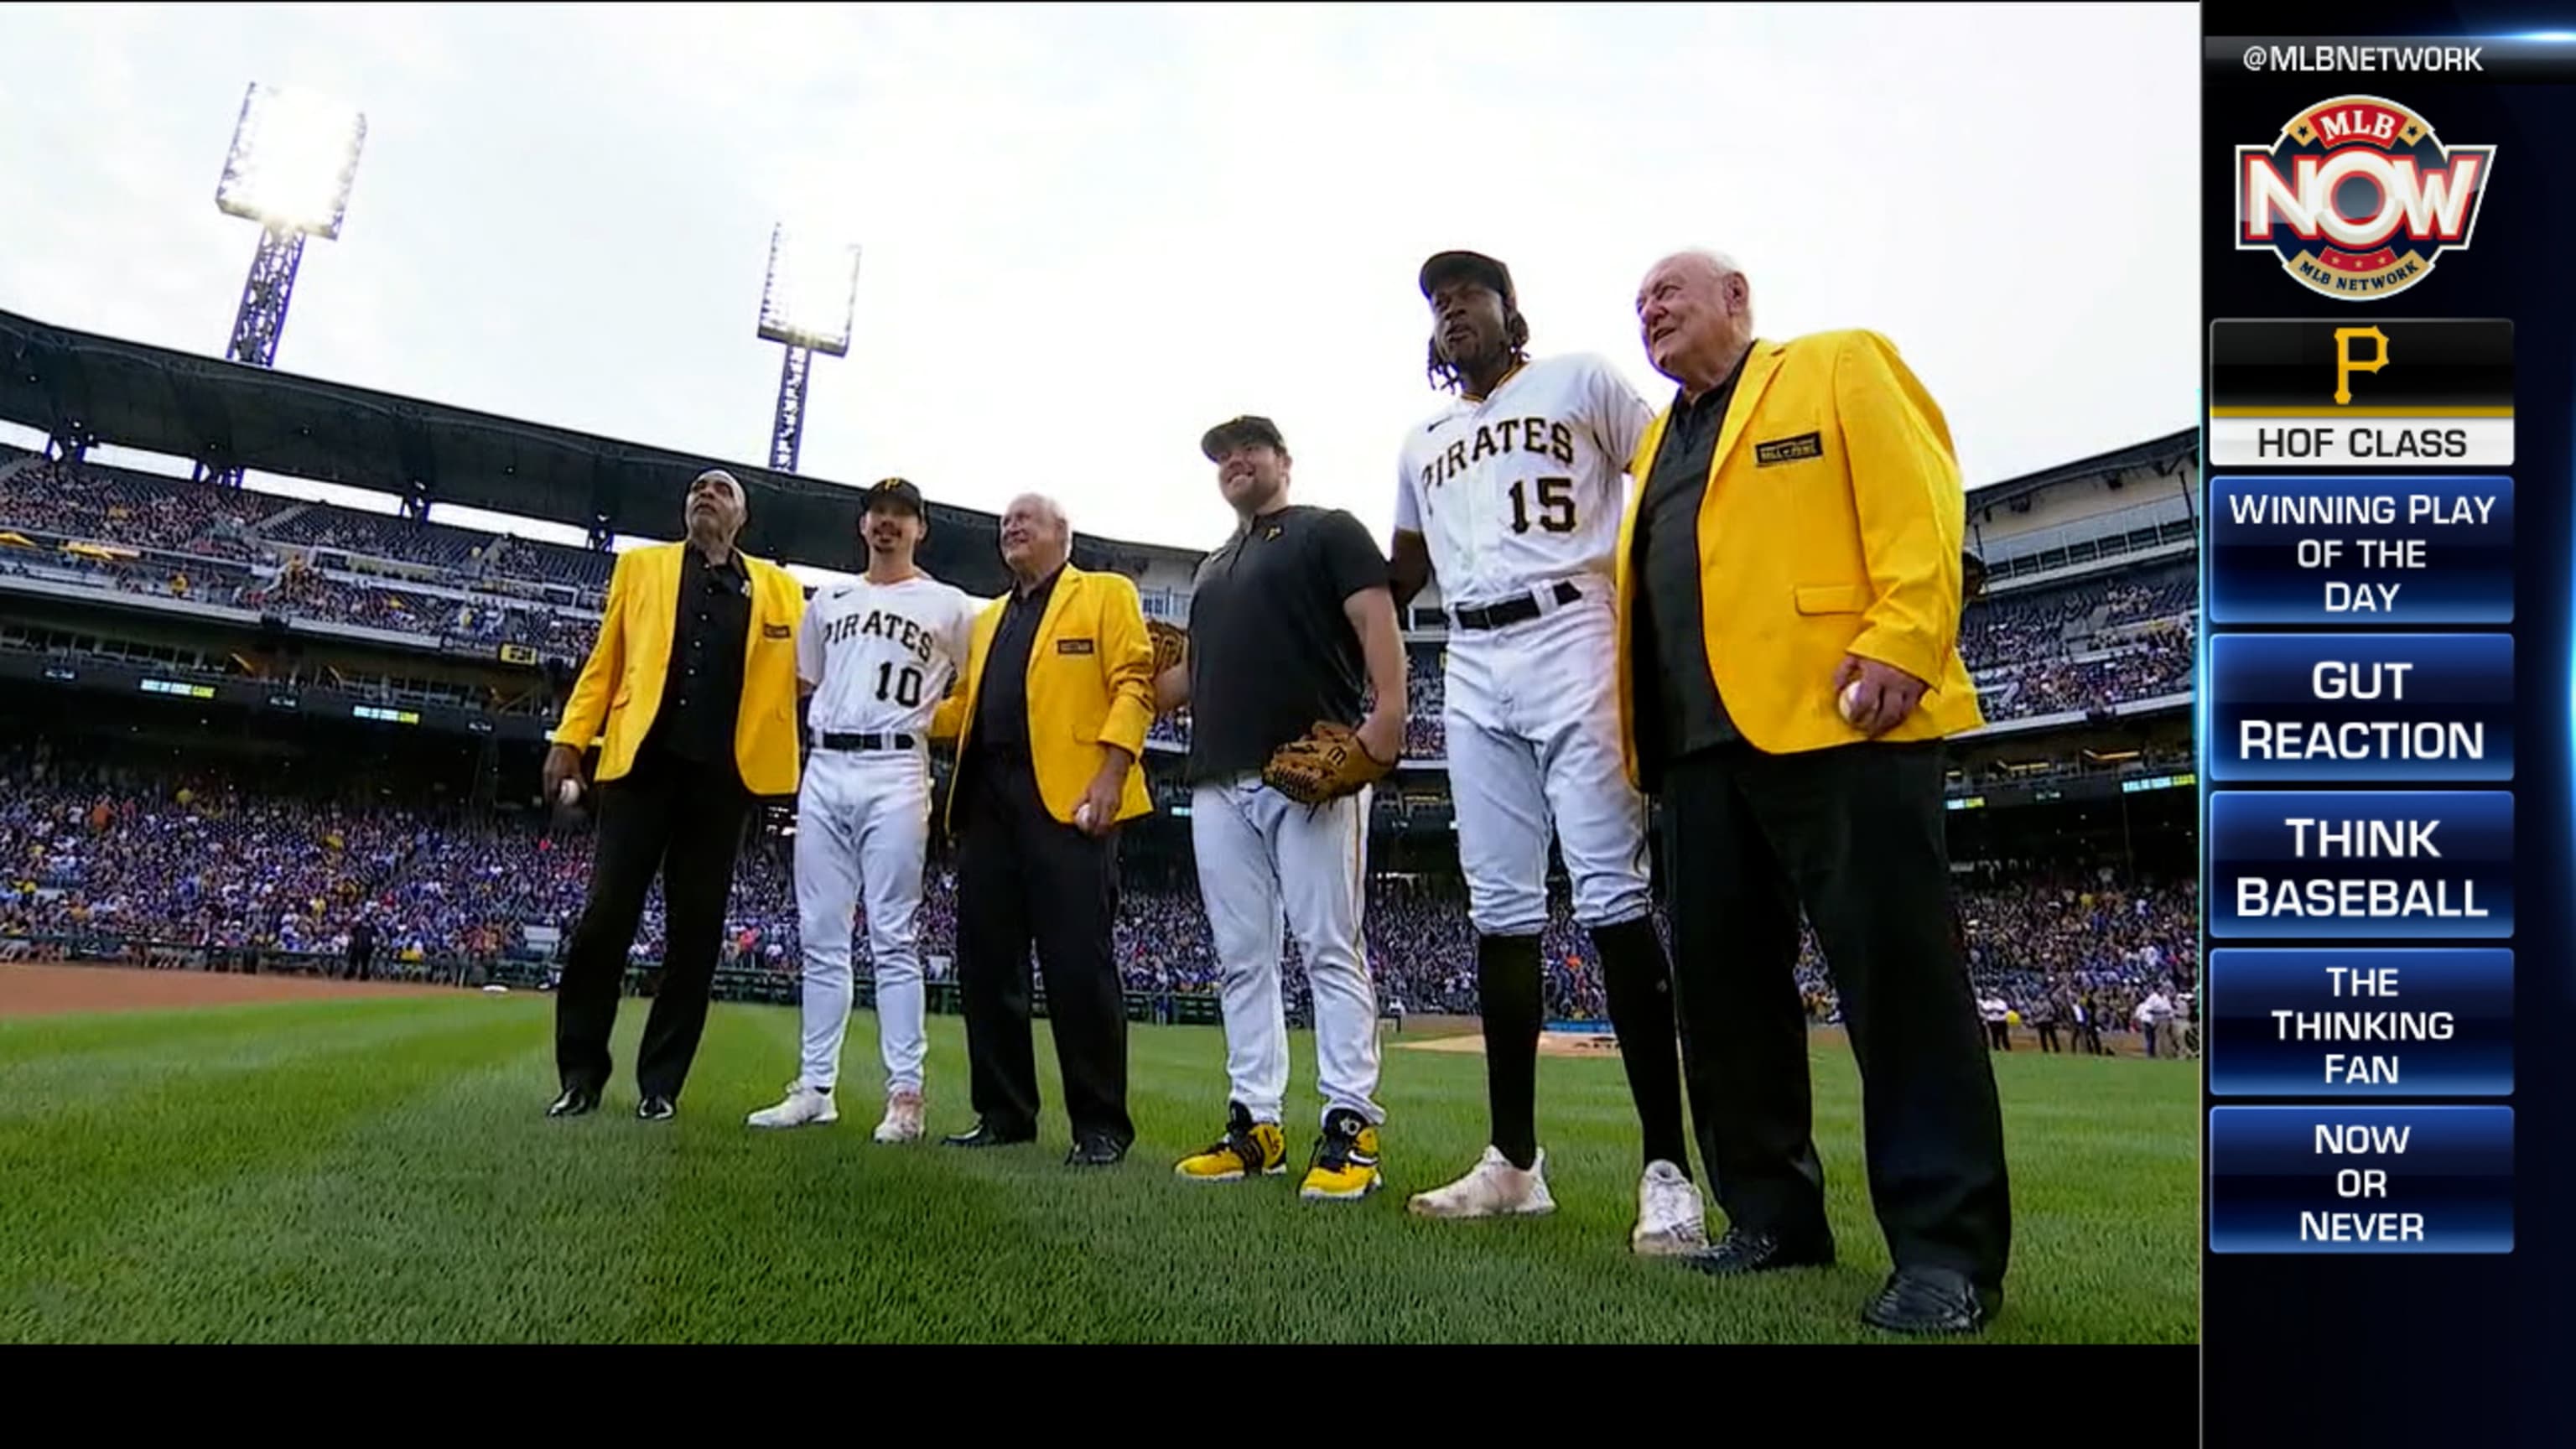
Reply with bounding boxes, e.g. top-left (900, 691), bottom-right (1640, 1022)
top-left (1176, 1102), bottom-right (1286, 1182)
top-left (1300, 1109), bottom-right (1383, 1202)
